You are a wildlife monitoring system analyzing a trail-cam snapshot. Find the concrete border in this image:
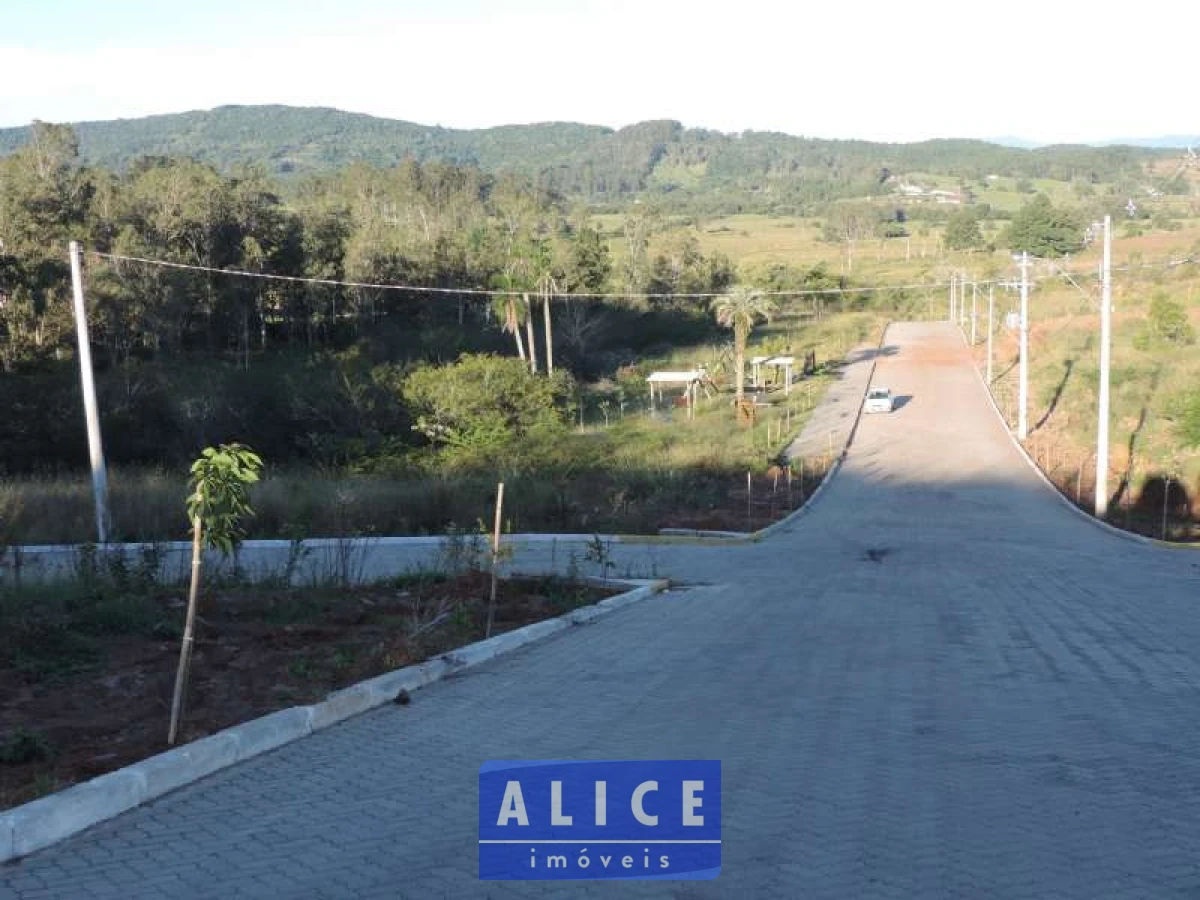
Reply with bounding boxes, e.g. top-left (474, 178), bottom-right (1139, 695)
top-left (959, 325), bottom-right (1198, 551)
top-left (0, 577), bottom-right (669, 864)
